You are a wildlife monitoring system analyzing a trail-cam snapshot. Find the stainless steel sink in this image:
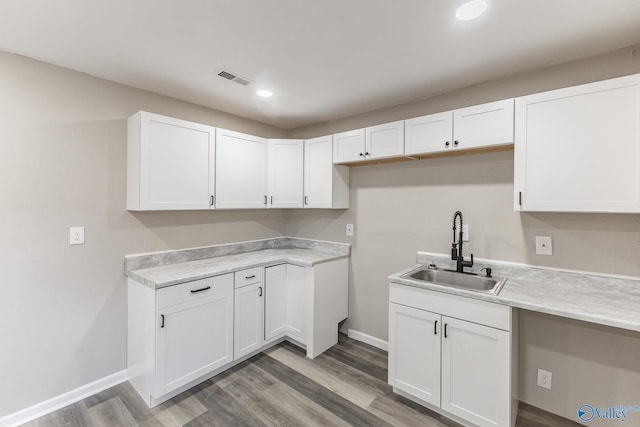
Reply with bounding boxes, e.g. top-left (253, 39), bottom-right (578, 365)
top-left (401, 267), bottom-right (507, 295)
